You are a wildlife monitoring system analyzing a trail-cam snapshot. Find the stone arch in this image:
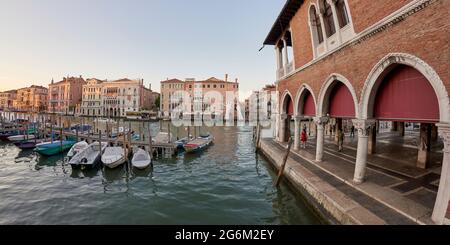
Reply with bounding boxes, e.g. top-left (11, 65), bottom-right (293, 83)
top-left (294, 84), bottom-right (317, 117)
top-left (361, 53), bottom-right (450, 123)
top-left (280, 90), bottom-right (294, 115)
top-left (318, 73), bottom-right (359, 118)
